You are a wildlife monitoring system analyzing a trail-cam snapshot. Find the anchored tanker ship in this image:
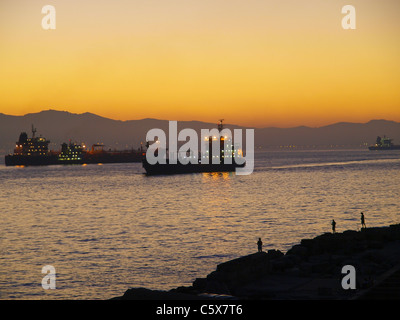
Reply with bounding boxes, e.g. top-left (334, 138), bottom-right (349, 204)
top-left (5, 126), bottom-right (142, 166)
